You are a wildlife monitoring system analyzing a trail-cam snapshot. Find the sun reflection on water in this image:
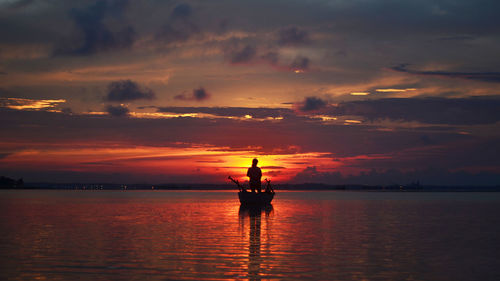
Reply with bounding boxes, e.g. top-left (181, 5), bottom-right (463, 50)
top-left (2, 190), bottom-right (500, 280)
